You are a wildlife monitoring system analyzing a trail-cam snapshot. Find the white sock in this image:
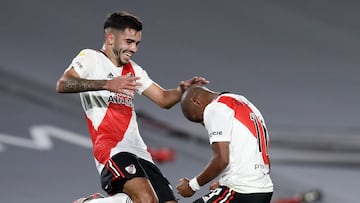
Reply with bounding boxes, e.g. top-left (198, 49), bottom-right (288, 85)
top-left (86, 193), bottom-right (132, 203)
